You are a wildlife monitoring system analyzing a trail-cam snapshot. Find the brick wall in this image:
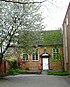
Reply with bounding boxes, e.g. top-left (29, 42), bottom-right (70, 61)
top-left (63, 3), bottom-right (70, 72)
top-left (0, 61), bottom-right (9, 74)
top-left (20, 46), bottom-right (63, 70)
top-left (5, 45), bottom-right (63, 71)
